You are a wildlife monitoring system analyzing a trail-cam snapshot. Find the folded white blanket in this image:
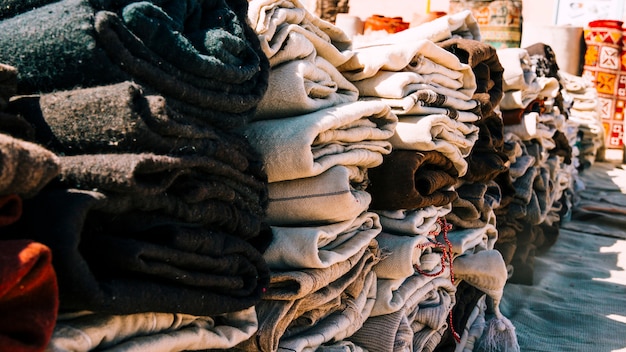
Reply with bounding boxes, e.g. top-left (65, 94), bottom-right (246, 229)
top-left (248, 0), bottom-right (353, 67)
top-left (389, 114), bottom-right (480, 176)
top-left (264, 211), bottom-right (381, 269)
top-left (353, 10), bottom-right (481, 49)
top-left (47, 308), bottom-right (258, 352)
top-left (374, 232), bottom-right (442, 280)
top-left (265, 165), bottom-right (371, 225)
top-left (254, 55), bottom-right (359, 119)
top-left (243, 100), bottom-right (397, 182)
top-left (439, 222), bottom-right (498, 259)
top-left (339, 40), bottom-right (476, 97)
top-left (376, 204), bottom-right (452, 236)
top-left (371, 271), bottom-right (454, 317)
